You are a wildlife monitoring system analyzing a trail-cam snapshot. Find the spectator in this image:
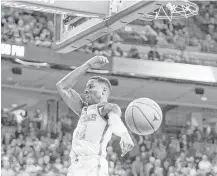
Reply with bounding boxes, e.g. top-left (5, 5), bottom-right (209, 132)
top-left (30, 109), bottom-right (43, 130)
top-left (201, 118), bottom-right (212, 140)
top-left (187, 142), bottom-right (197, 157)
top-left (112, 43), bottom-right (124, 57)
top-left (1, 159), bottom-right (15, 176)
top-left (211, 158), bottom-right (217, 174)
top-left (12, 110), bottom-right (27, 125)
top-left (163, 158), bottom-right (171, 176)
top-left (156, 32), bottom-right (169, 47)
top-left (153, 141), bottom-right (167, 161)
top-left (187, 162), bottom-right (197, 176)
top-left (131, 156), bottom-right (144, 176)
top-left (148, 46), bottom-right (161, 61)
top-left (153, 159), bottom-right (163, 176)
top-left (198, 155), bottom-right (212, 174)
top-left (128, 47), bottom-right (141, 59)
top-left (194, 127), bottom-right (203, 141)
top-left (144, 157), bottom-right (155, 176)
